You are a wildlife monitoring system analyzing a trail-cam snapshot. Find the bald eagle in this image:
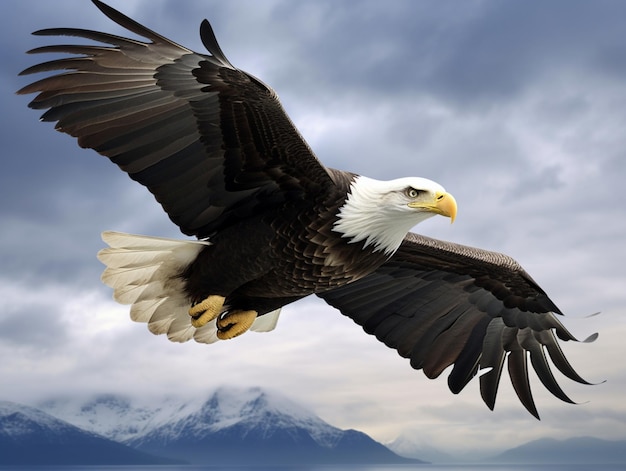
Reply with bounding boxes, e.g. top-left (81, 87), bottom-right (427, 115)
top-left (19, 0), bottom-right (594, 418)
